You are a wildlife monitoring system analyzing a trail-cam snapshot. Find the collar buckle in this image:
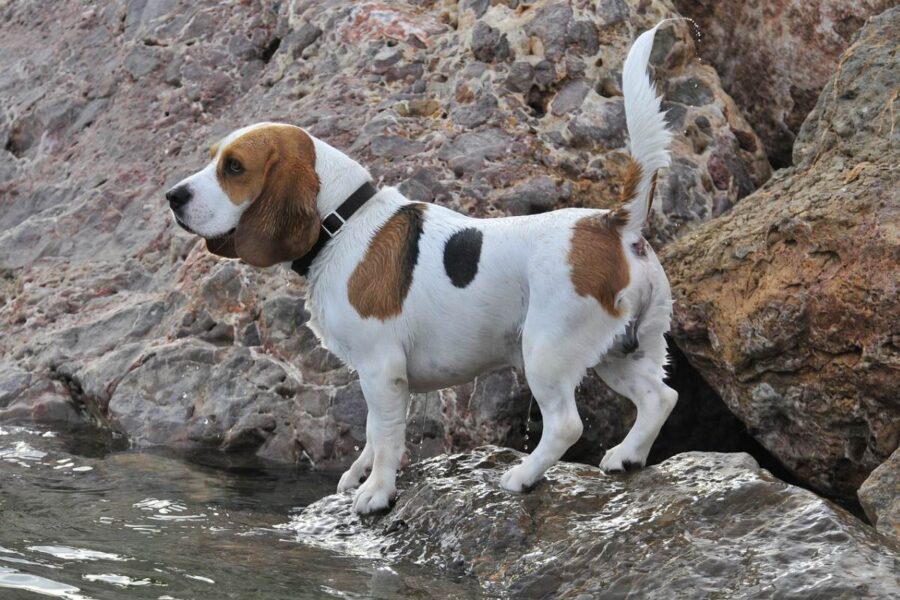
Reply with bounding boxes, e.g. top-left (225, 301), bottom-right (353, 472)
top-left (321, 211), bottom-right (347, 237)
top-left (291, 181), bottom-right (378, 277)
